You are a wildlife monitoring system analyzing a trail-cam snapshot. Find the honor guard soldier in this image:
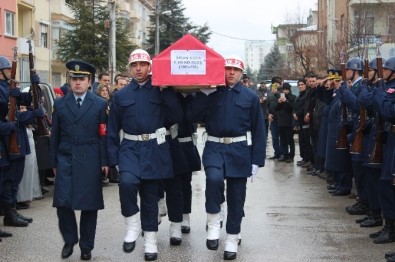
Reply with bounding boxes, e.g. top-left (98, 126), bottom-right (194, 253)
top-left (107, 49), bottom-right (182, 261)
top-left (50, 60), bottom-right (108, 260)
top-left (356, 57), bottom-right (386, 228)
top-left (369, 56), bottom-right (395, 249)
top-left (0, 55), bottom-right (43, 229)
top-left (189, 56), bottom-right (266, 260)
top-left (339, 57), bottom-right (370, 210)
